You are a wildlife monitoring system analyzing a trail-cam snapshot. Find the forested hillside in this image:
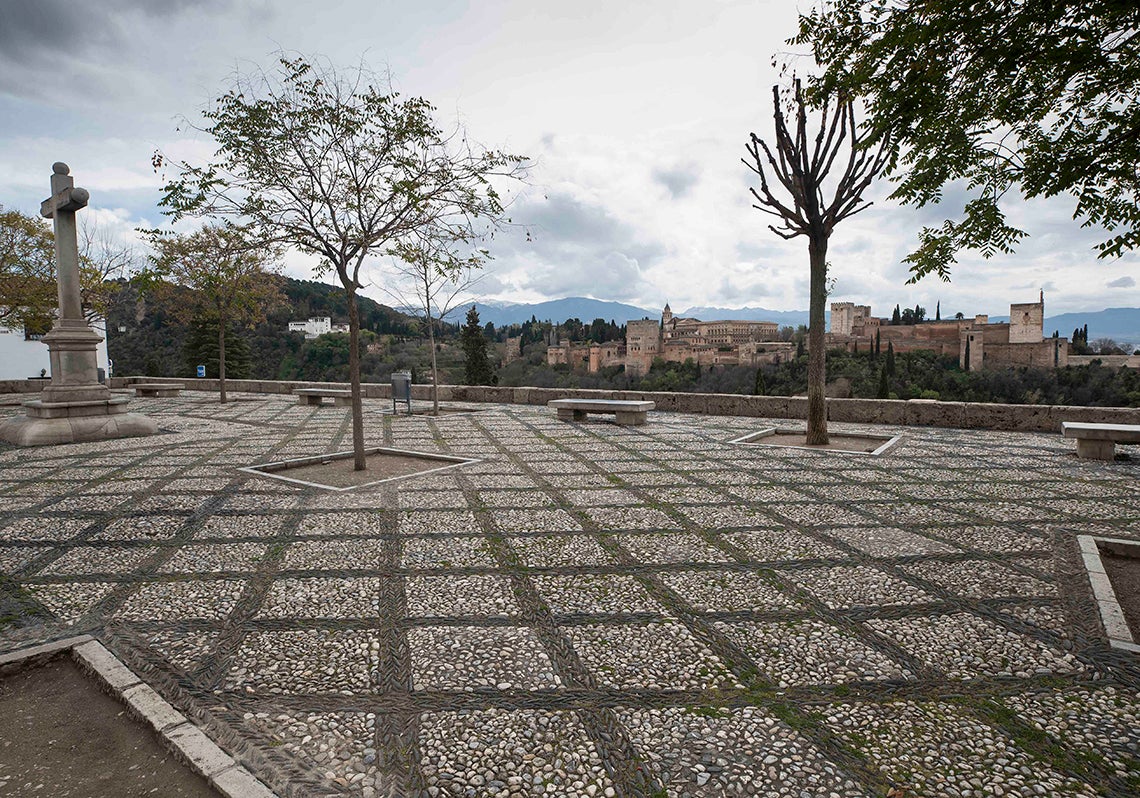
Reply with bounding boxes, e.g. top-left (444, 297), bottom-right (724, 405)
top-left (106, 276), bottom-right (422, 380)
